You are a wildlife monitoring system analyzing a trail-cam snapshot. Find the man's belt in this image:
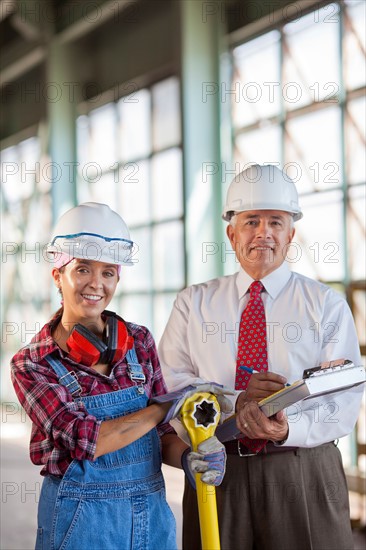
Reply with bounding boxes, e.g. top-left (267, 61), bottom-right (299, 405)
top-left (224, 440), bottom-right (298, 457)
